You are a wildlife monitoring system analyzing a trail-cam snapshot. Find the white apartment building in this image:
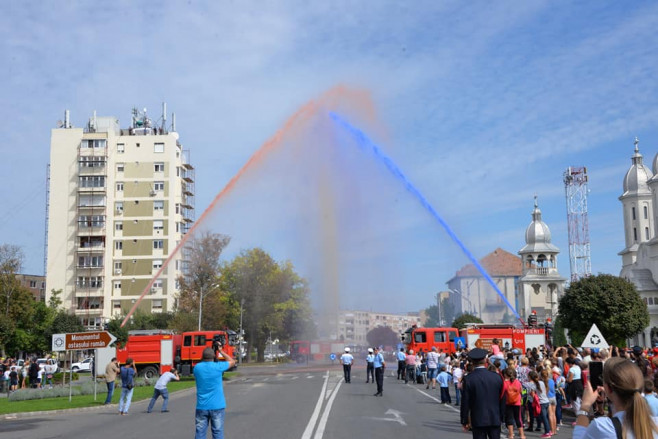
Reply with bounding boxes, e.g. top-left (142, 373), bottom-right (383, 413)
top-left (45, 108), bottom-right (194, 328)
top-left (336, 309), bottom-right (421, 345)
